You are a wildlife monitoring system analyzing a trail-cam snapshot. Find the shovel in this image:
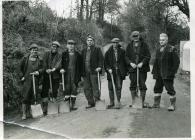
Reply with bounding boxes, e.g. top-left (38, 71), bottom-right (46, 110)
top-left (30, 73), bottom-right (43, 118)
top-left (58, 72), bottom-right (70, 113)
top-left (95, 71), bottom-right (106, 111)
top-left (132, 67), bottom-right (142, 109)
top-left (47, 73), bottom-right (58, 115)
top-left (110, 72), bottom-right (121, 109)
